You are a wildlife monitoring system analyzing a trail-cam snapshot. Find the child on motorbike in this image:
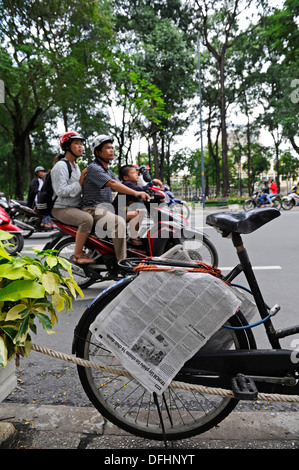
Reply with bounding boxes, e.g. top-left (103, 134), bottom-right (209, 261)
top-left (112, 165), bottom-right (163, 245)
